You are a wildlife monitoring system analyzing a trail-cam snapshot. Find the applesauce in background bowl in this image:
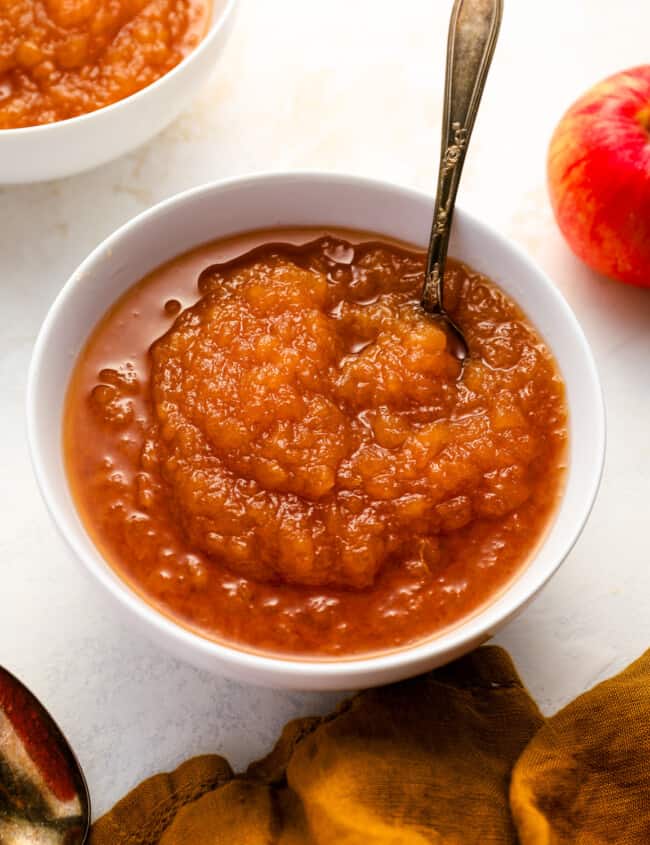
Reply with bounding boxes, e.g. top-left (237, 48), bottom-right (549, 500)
top-left (0, 0), bottom-right (237, 182)
top-left (27, 173), bottom-right (605, 689)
